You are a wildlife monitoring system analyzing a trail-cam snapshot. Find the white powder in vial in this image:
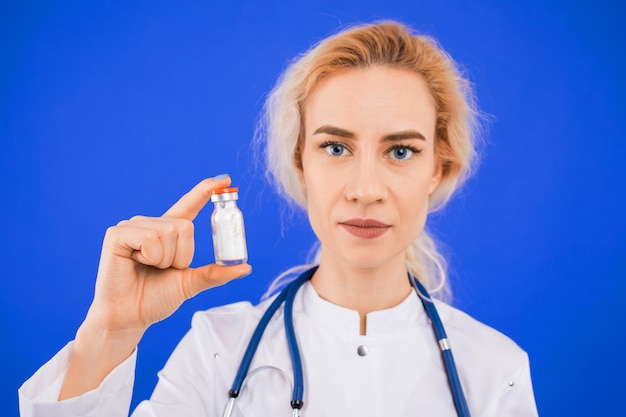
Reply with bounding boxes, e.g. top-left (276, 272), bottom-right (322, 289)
top-left (211, 188), bottom-right (247, 265)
